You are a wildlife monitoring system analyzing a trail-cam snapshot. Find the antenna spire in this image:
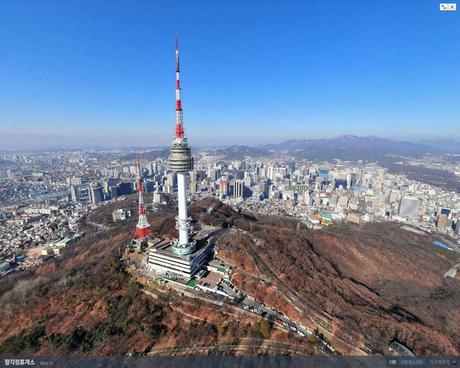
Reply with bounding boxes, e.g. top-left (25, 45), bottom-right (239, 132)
top-left (175, 37), bottom-right (184, 139)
